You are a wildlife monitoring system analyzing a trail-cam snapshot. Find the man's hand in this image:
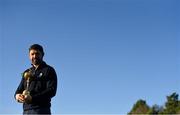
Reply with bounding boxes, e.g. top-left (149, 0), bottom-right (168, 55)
top-left (24, 94), bottom-right (32, 104)
top-left (15, 94), bottom-right (25, 103)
